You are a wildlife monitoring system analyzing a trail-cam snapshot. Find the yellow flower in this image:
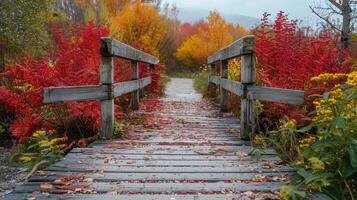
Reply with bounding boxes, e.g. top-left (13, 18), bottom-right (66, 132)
top-left (19, 156), bottom-right (32, 162)
top-left (279, 119), bottom-right (297, 129)
top-left (49, 138), bottom-right (62, 146)
top-left (308, 157), bottom-right (325, 171)
top-left (299, 136), bottom-right (317, 149)
top-left (280, 186), bottom-right (290, 200)
top-left (311, 73), bottom-right (346, 84)
top-left (296, 160), bottom-right (304, 167)
top-left (346, 71), bottom-right (357, 86)
top-left (32, 130), bottom-right (46, 138)
top-left (254, 135), bottom-right (265, 147)
top-left (38, 140), bottom-right (50, 146)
